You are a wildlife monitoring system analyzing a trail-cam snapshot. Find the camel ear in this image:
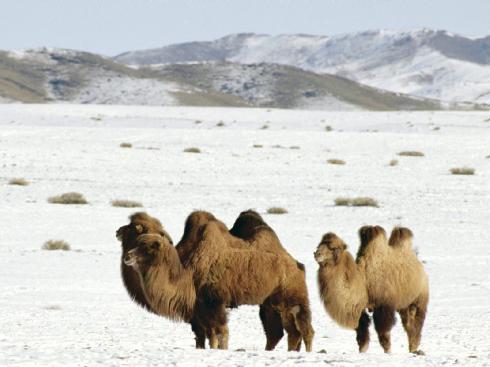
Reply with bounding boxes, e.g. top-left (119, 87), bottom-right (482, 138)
top-left (135, 224), bottom-right (144, 234)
